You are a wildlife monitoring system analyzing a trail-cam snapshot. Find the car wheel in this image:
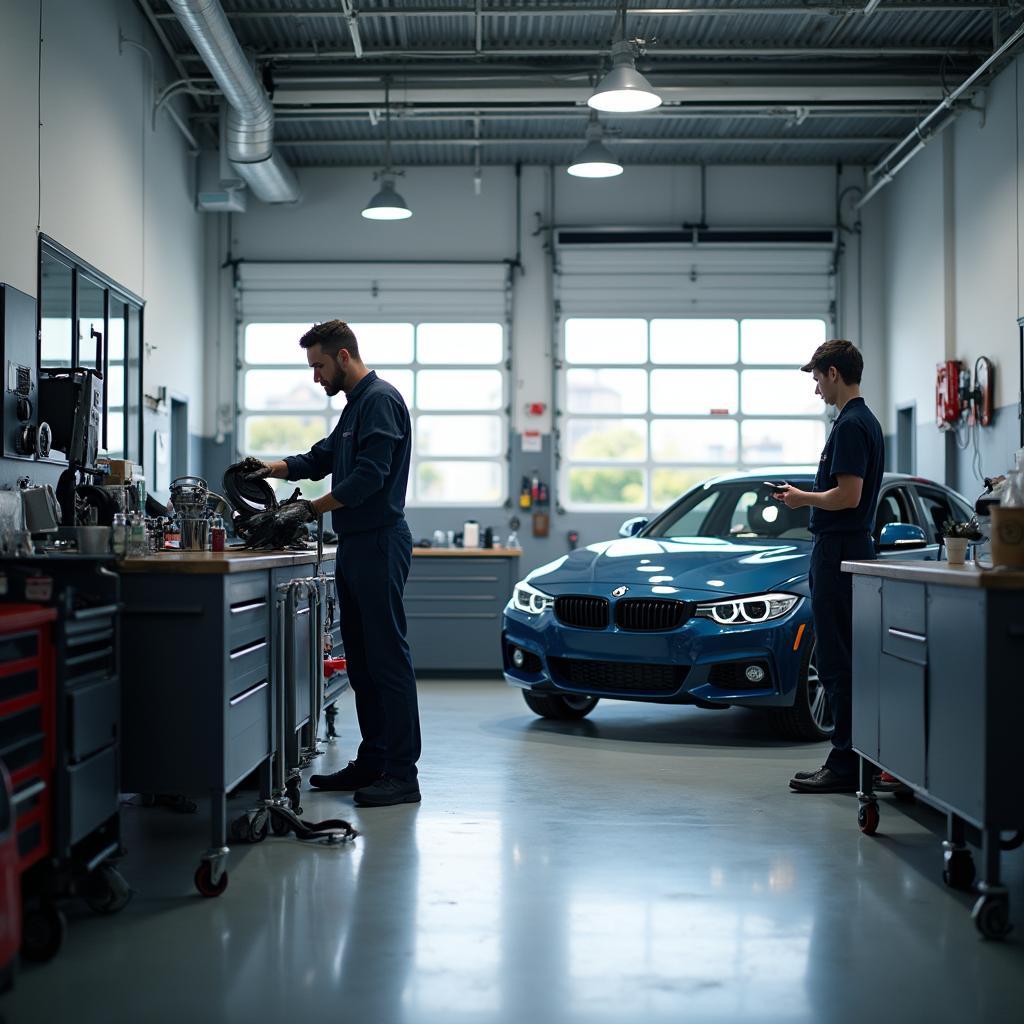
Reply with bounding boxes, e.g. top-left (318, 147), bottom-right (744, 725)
top-left (772, 636), bottom-right (833, 742)
top-left (522, 691), bottom-right (599, 720)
